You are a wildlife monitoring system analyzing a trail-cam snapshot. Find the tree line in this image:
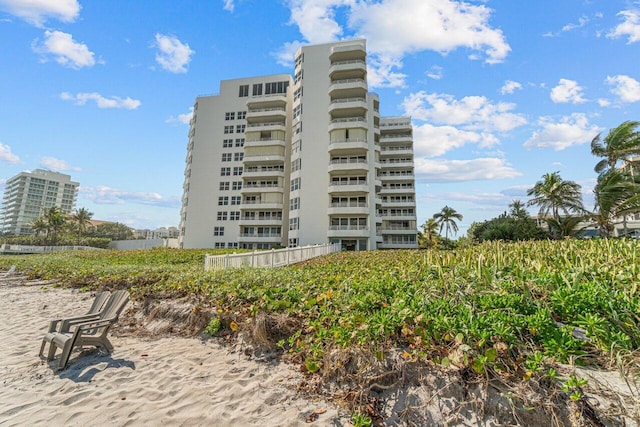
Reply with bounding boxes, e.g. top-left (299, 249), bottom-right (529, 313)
top-left (1, 206), bottom-right (134, 247)
top-left (419, 120), bottom-right (640, 247)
